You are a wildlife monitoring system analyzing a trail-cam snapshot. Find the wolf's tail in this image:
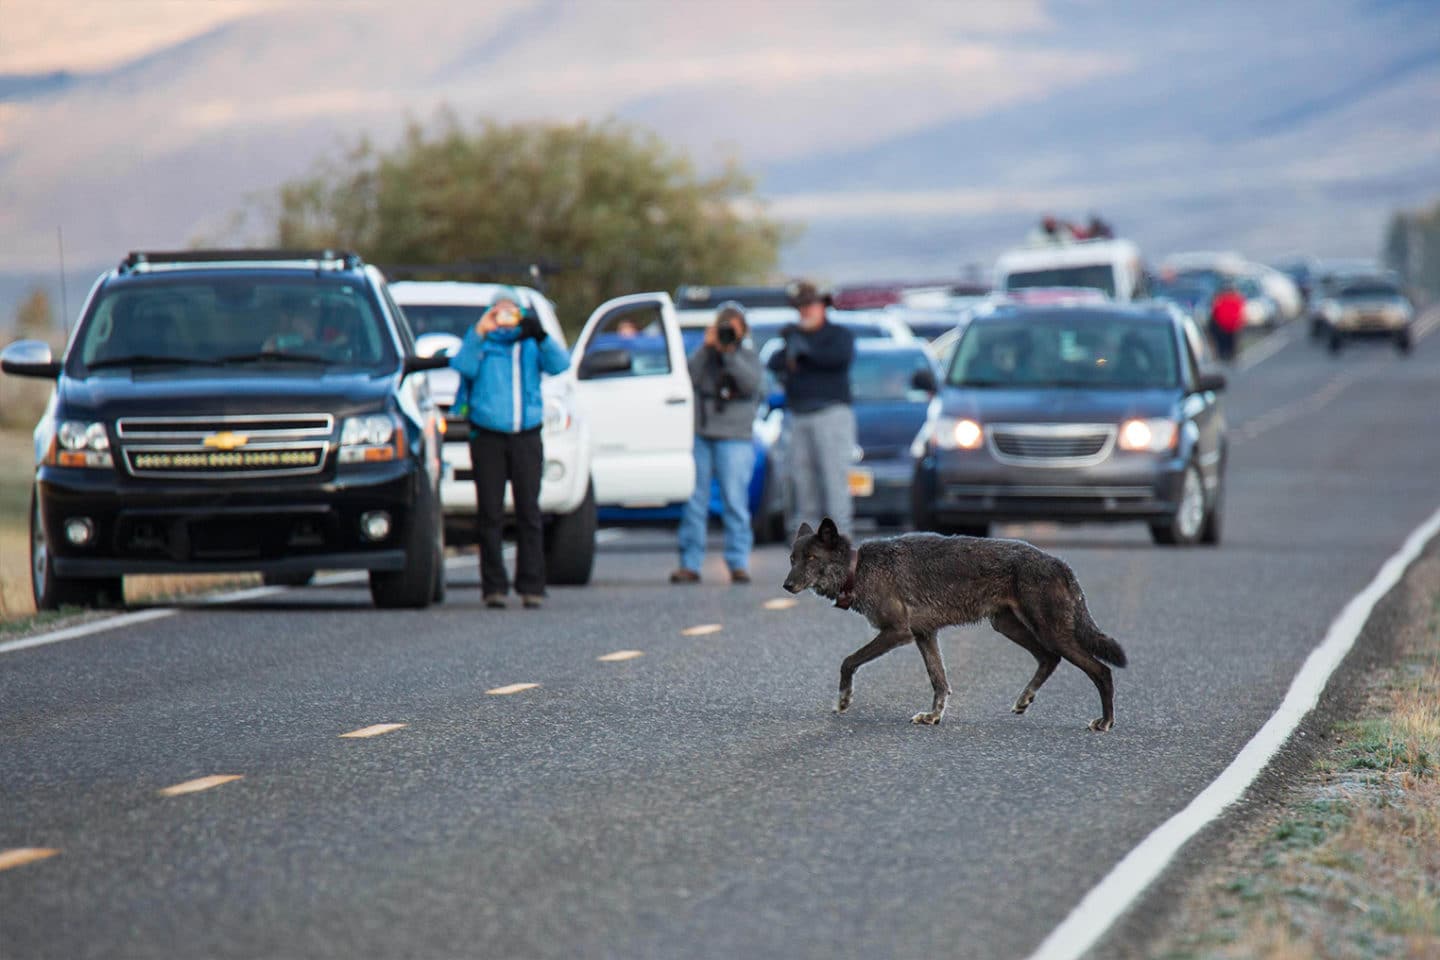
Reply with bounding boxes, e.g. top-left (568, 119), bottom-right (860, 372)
top-left (1073, 589), bottom-right (1128, 668)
